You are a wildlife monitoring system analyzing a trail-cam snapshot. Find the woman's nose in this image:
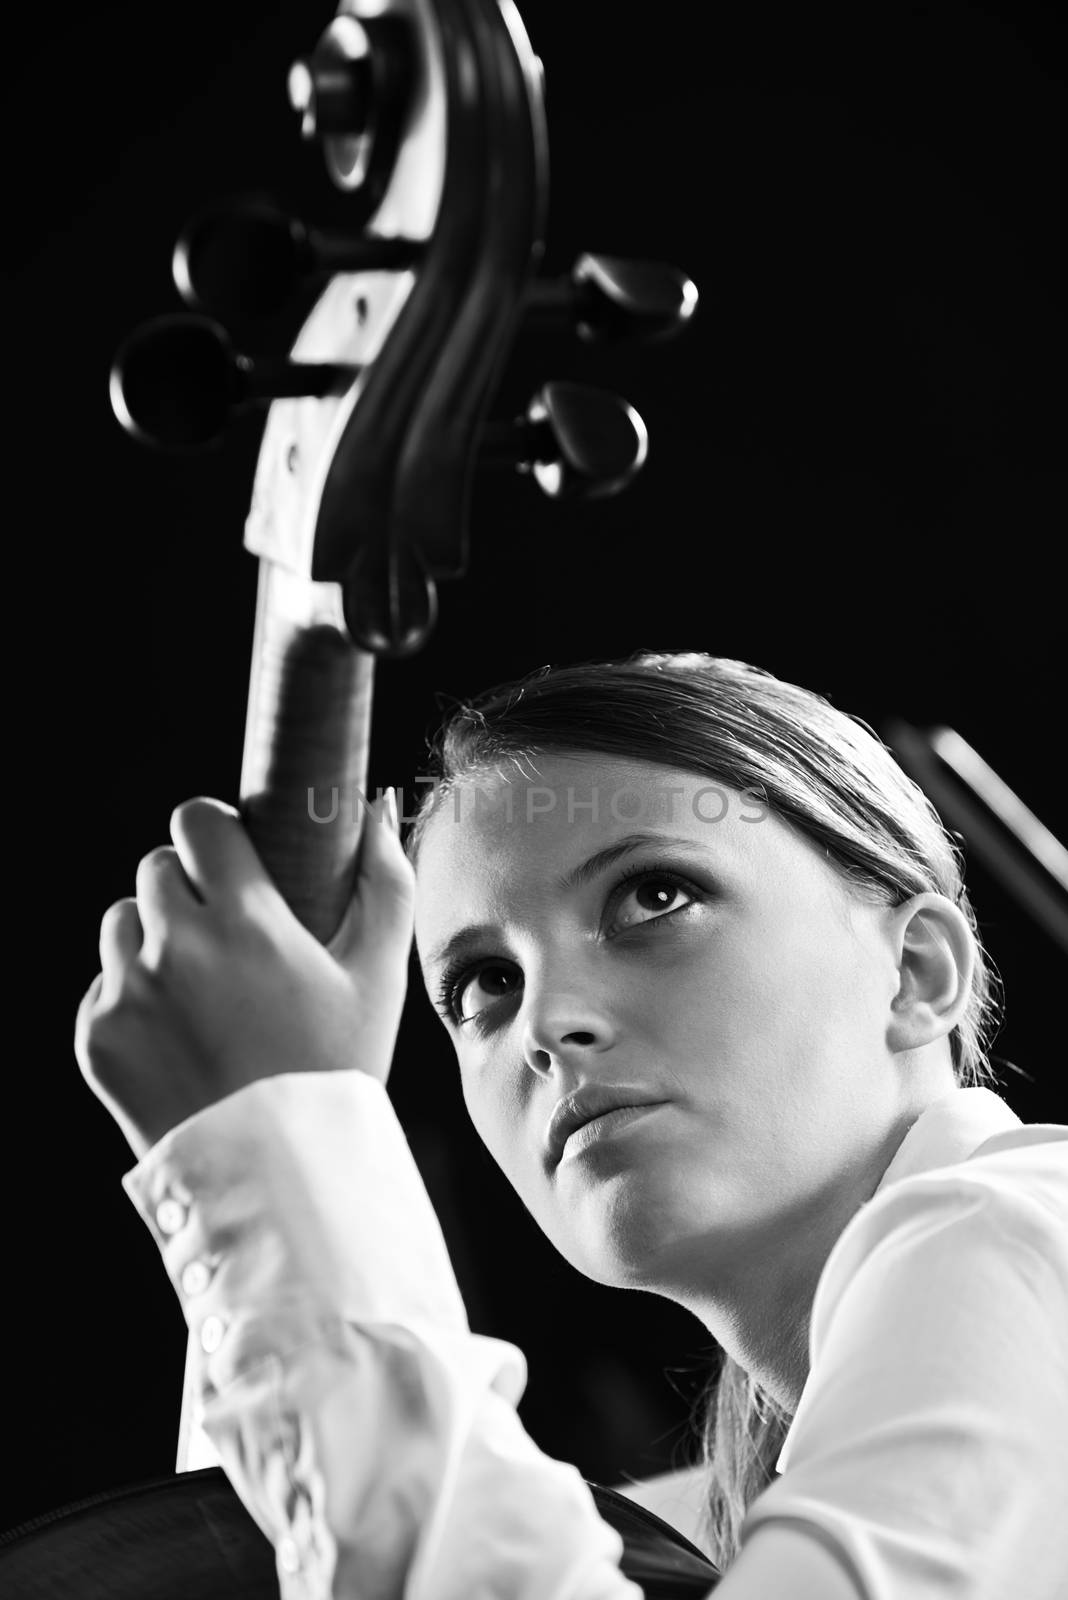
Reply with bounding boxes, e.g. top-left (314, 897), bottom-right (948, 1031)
top-left (520, 985), bottom-right (617, 1077)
